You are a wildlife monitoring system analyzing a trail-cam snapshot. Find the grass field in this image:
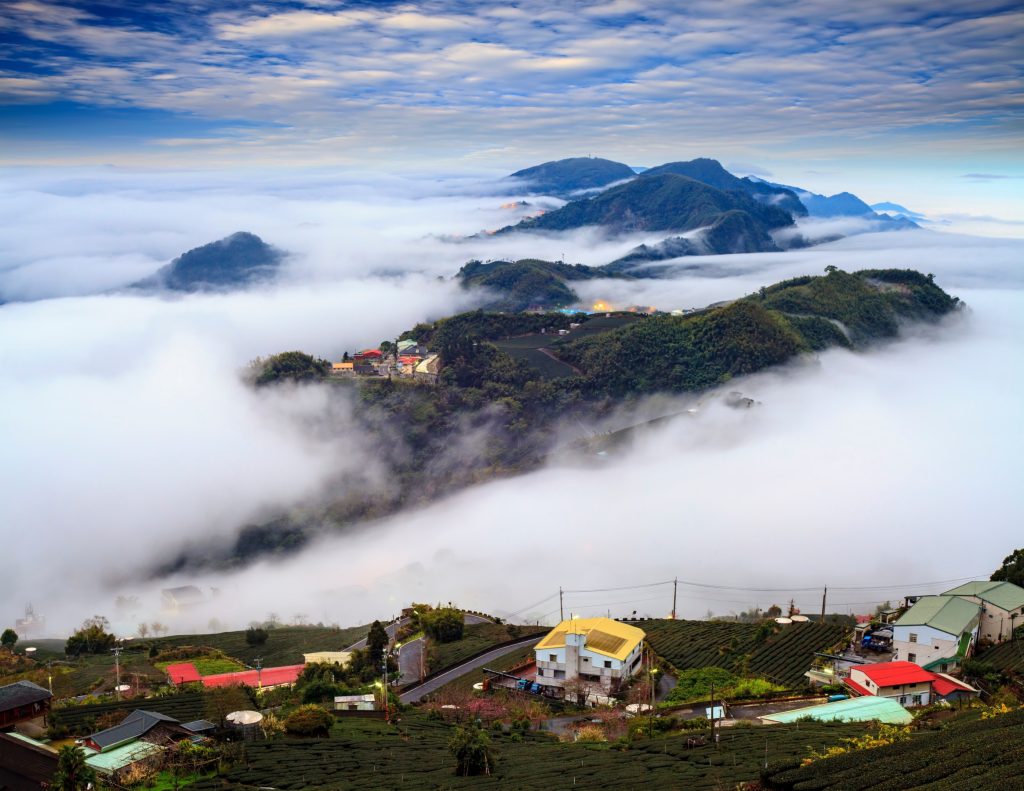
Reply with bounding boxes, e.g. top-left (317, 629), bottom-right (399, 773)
top-left (155, 656), bottom-right (245, 675)
top-left (184, 712), bottom-right (869, 790)
top-left (429, 624), bottom-right (547, 675)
